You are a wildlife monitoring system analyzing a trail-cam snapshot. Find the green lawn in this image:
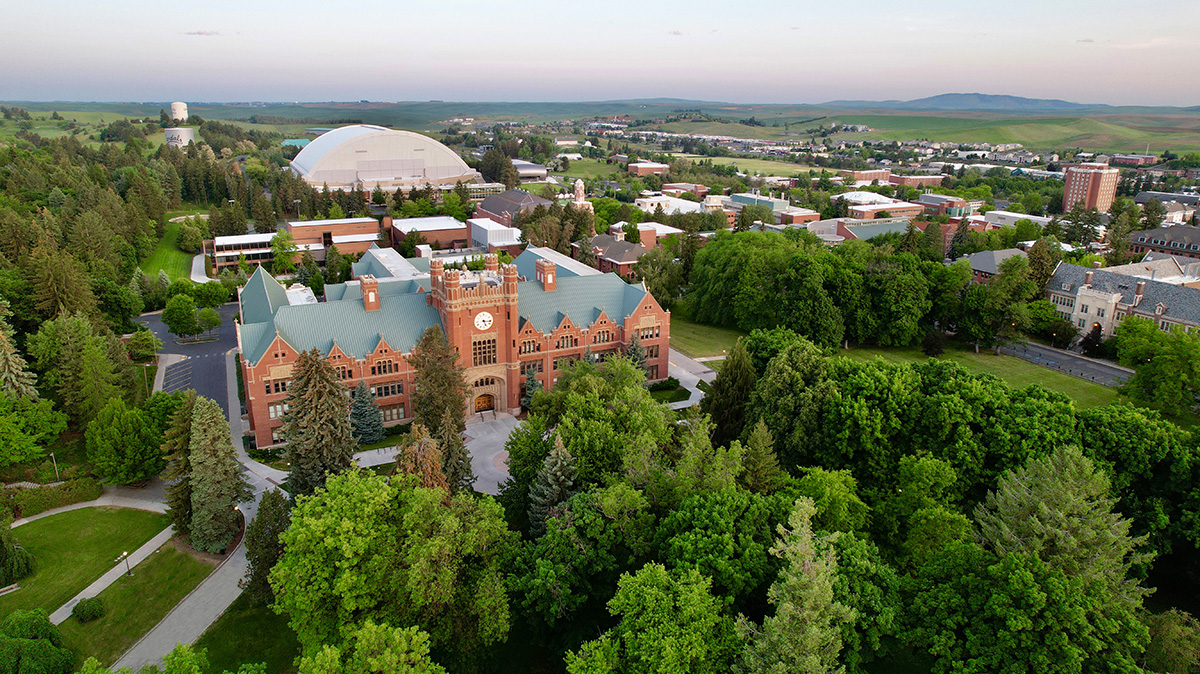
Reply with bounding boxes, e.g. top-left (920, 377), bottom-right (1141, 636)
top-left (142, 219), bottom-right (194, 281)
top-left (0, 508), bottom-right (171, 617)
top-left (650, 387), bottom-right (691, 404)
top-left (554, 158), bottom-right (622, 181)
top-left (194, 591), bottom-right (300, 674)
top-left (60, 542), bottom-right (215, 665)
top-left (669, 318), bottom-right (745, 359)
top-left (666, 153), bottom-right (827, 176)
top-left (839, 343), bottom-right (1122, 409)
